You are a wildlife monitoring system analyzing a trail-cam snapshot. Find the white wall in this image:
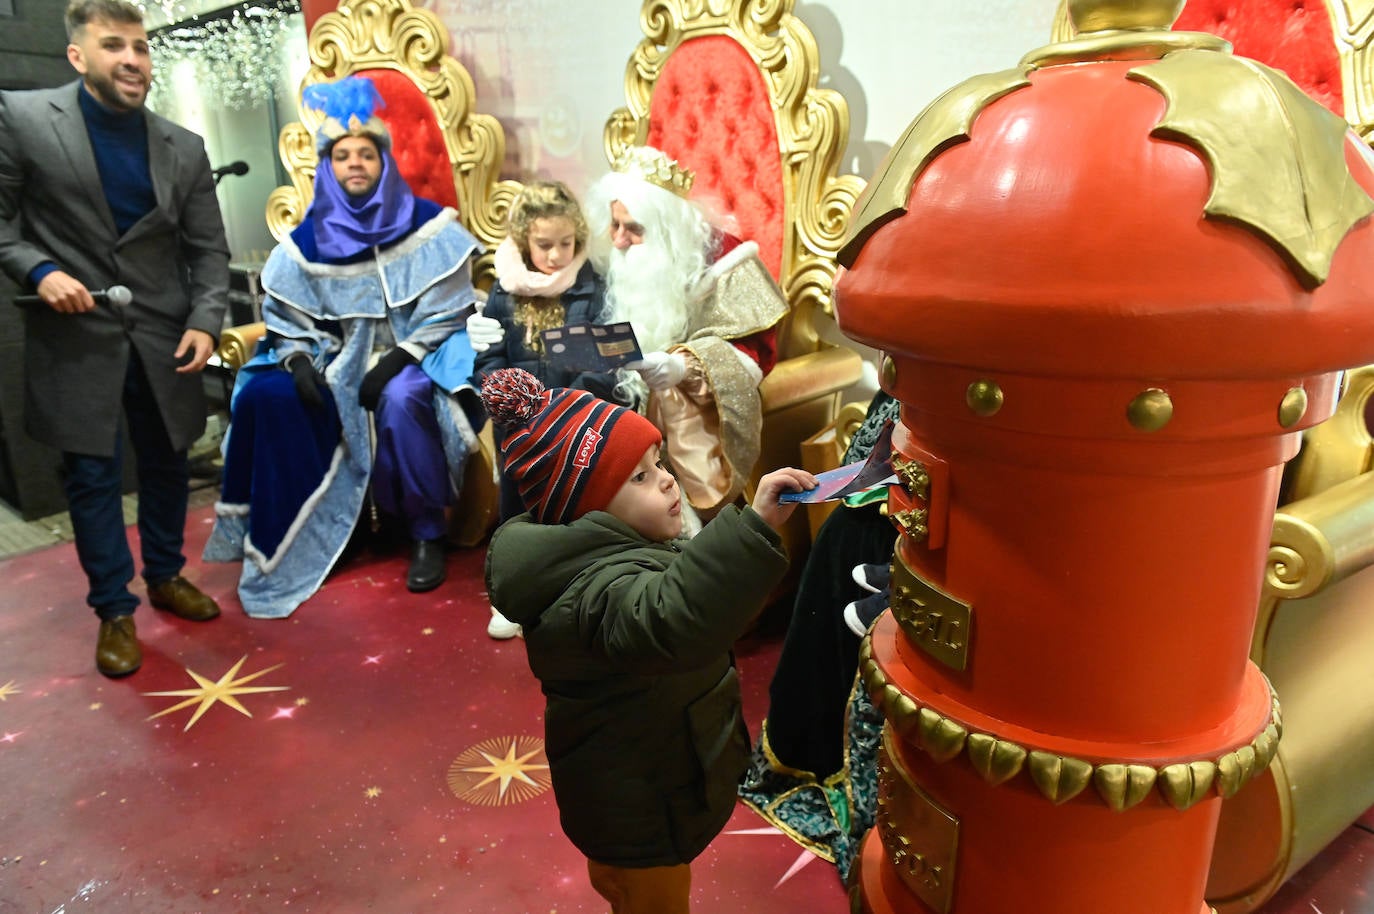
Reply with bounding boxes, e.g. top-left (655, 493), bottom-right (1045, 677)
top-left (419, 0), bottom-right (1058, 189)
top-left (800, 1), bottom-right (1058, 177)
